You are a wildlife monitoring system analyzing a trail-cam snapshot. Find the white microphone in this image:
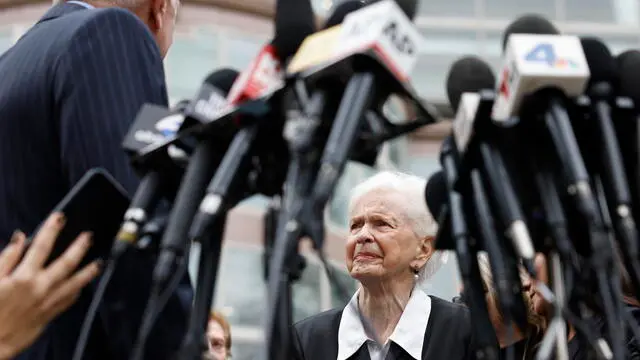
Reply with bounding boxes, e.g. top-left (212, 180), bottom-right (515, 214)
top-left (452, 92), bottom-right (481, 155)
top-left (492, 34), bottom-right (590, 122)
top-left (287, 0), bottom-right (422, 95)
